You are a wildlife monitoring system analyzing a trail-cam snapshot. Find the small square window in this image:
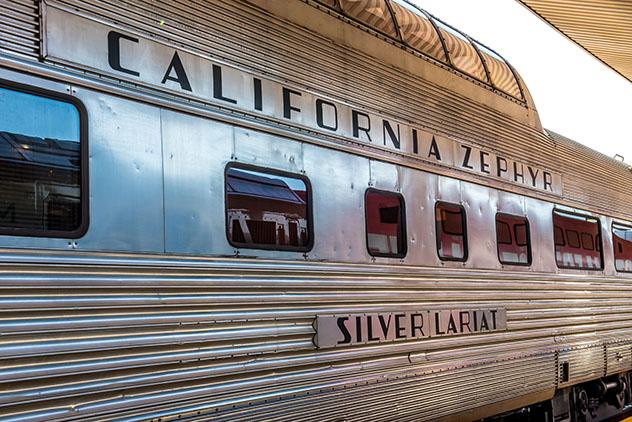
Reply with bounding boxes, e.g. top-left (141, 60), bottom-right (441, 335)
top-left (496, 213), bottom-right (531, 266)
top-left (365, 189), bottom-right (406, 258)
top-left (435, 202), bottom-right (467, 261)
top-left (225, 165), bottom-right (312, 252)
